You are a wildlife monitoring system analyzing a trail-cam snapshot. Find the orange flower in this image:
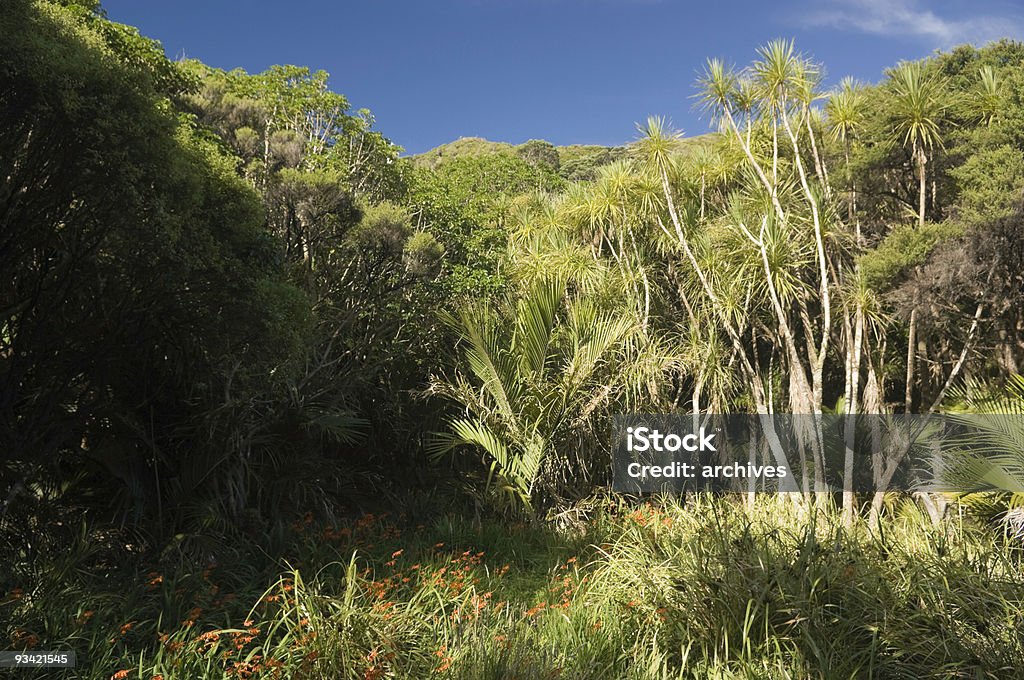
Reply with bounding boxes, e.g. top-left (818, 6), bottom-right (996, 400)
top-left (391, 549), bottom-right (403, 558)
top-left (111, 671), bottom-right (130, 680)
